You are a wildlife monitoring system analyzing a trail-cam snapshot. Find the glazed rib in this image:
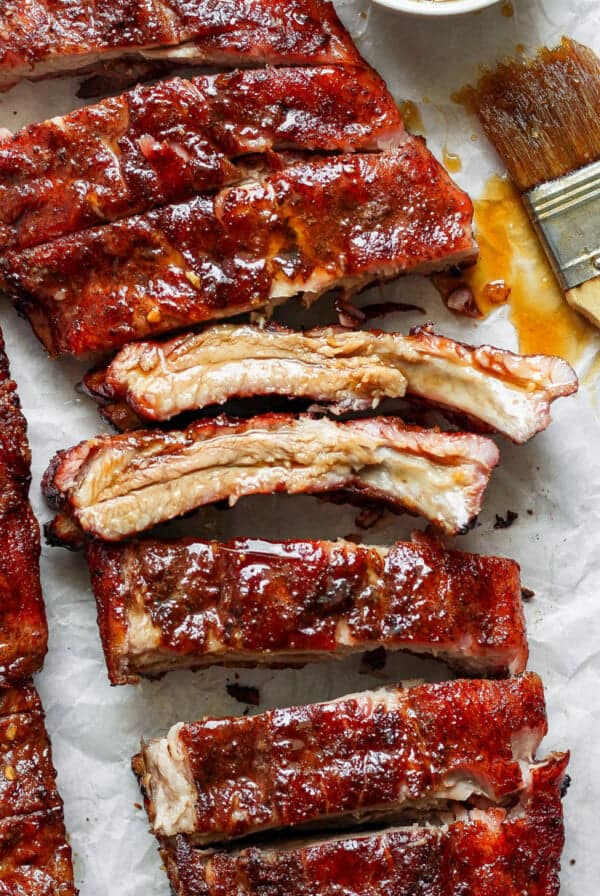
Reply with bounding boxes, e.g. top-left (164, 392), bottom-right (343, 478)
top-left (43, 414), bottom-right (499, 543)
top-left (0, 66), bottom-right (403, 252)
top-left (87, 322), bottom-right (578, 443)
top-left (87, 532), bottom-right (527, 685)
top-left (0, 0), bottom-right (361, 94)
top-left (0, 328), bottom-right (47, 685)
top-left (3, 144), bottom-right (477, 357)
top-left (164, 753), bottom-right (568, 896)
top-left (133, 674), bottom-right (547, 844)
top-left (0, 683), bottom-right (76, 895)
